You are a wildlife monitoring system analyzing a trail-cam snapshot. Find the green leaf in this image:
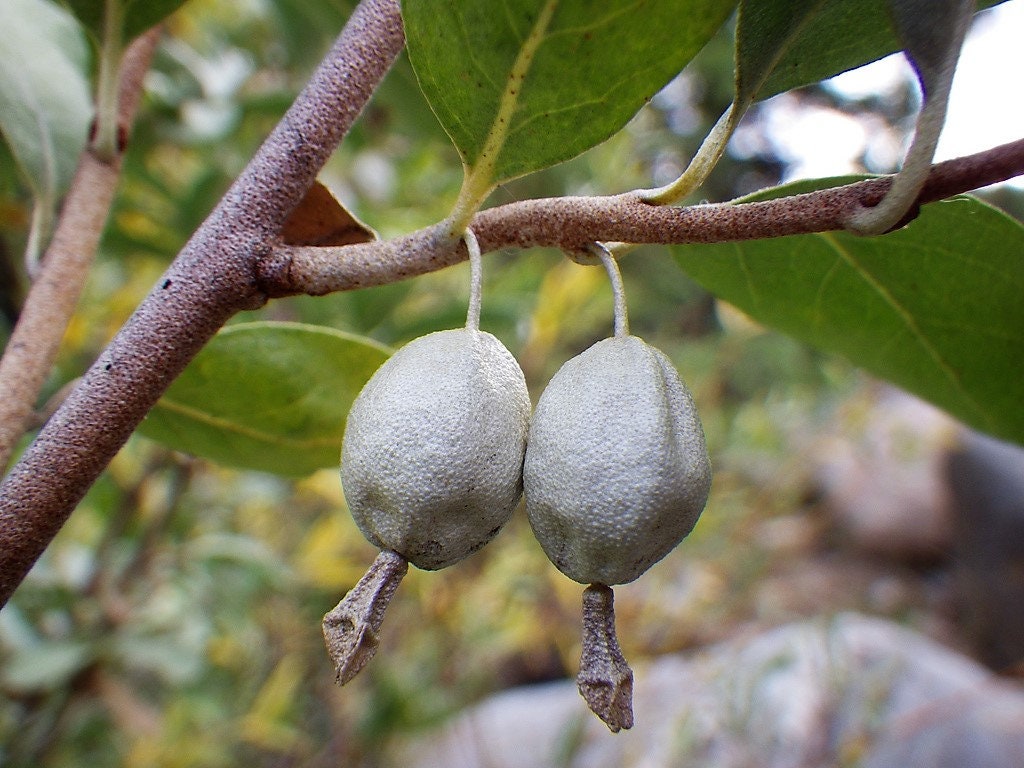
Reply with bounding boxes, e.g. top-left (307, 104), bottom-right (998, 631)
top-left (648, 0), bottom-right (998, 207)
top-left (138, 322), bottom-right (391, 476)
top-left (187, 533), bottom-right (291, 585)
top-left (111, 633), bottom-right (204, 683)
top-left (61, 0), bottom-right (190, 42)
top-left (749, 0), bottom-right (1006, 101)
top-left (641, 0), bottom-right (826, 205)
top-left (403, 0), bottom-right (735, 218)
top-left (672, 180), bottom-right (1024, 445)
top-left (734, 0), bottom-right (826, 107)
top-left (0, 0), bottom-right (92, 256)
